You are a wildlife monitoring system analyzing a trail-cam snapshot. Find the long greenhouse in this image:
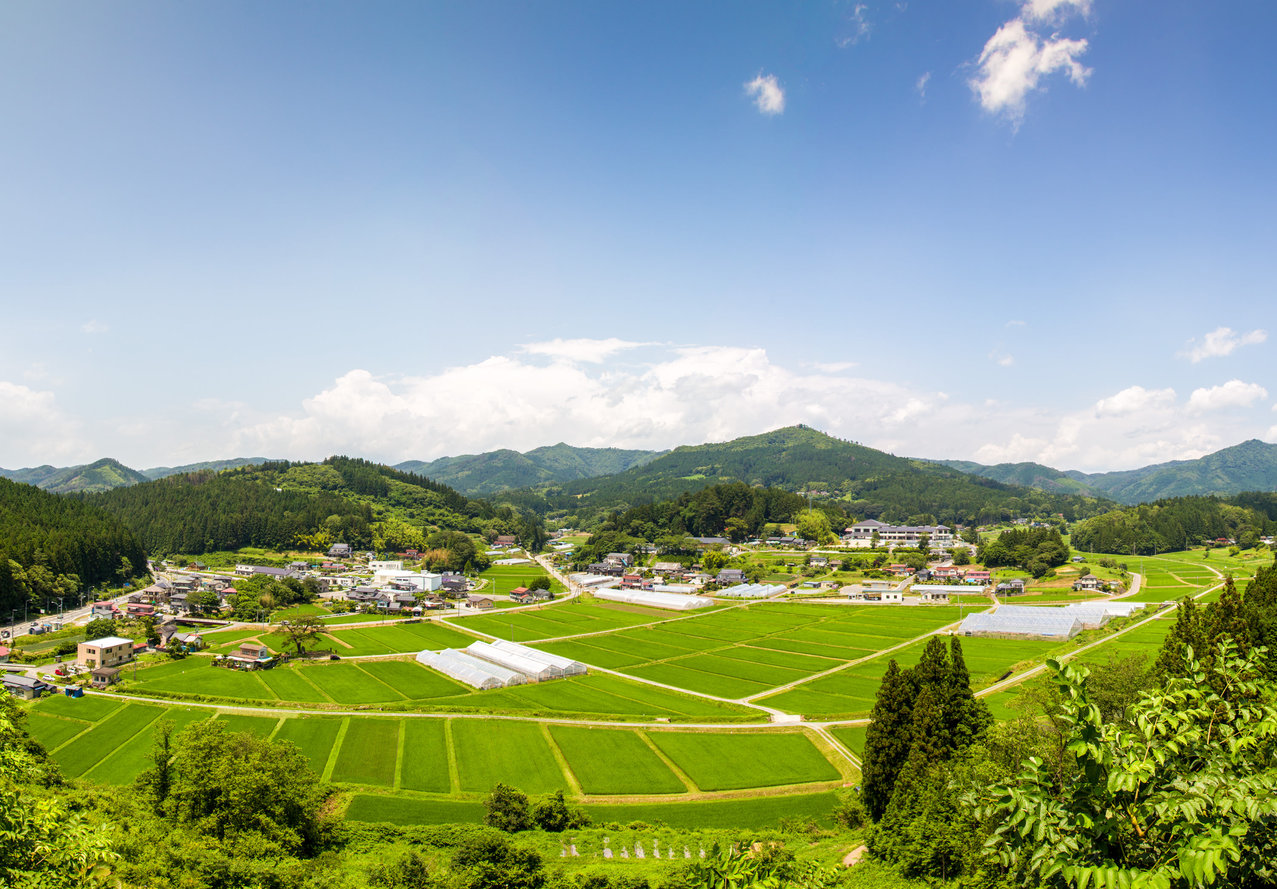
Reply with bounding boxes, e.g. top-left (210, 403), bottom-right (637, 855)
top-left (717, 583), bottom-right (786, 598)
top-left (958, 606), bottom-right (1083, 639)
top-left (465, 640), bottom-right (562, 681)
top-left (415, 648), bottom-right (527, 689)
top-left (491, 639), bottom-right (588, 677)
top-left (593, 588), bottom-right (714, 611)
